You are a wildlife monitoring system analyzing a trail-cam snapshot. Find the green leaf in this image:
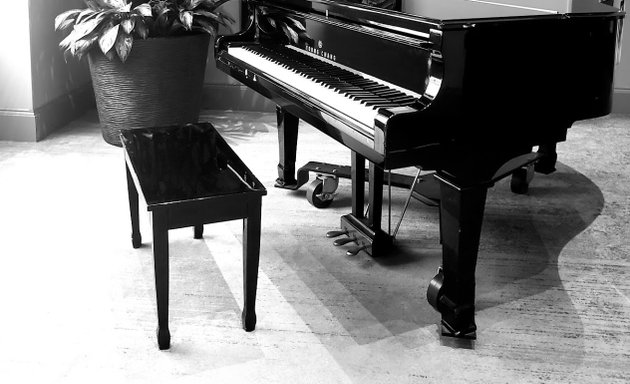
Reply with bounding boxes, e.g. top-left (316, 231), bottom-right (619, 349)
top-left (71, 34), bottom-right (98, 59)
top-left (219, 12), bottom-right (235, 24)
top-left (99, 23), bottom-right (120, 54)
top-left (169, 19), bottom-right (185, 33)
top-left (284, 17), bottom-right (306, 32)
top-left (180, 10), bottom-right (193, 30)
top-left (76, 8), bottom-right (97, 24)
top-left (281, 22), bottom-right (299, 44)
top-left (133, 3), bottom-right (152, 17)
top-left (63, 49), bottom-right (74, 63)
top-left (134, 18), bottom-right (149, 39)
top-left (192, 10), bottom-right (215, 18)
top-left (74, 36), bottom-right (97, 60)
top-left (59, 30), bottom-right (79, 50)
top-left (78, 9), bottom-right (106, 25)
top-left (156, 11), bottom-right (171, 30)
top-left (72, 17), bottom-right (102, 39)
top-left (105, 49), bottom-right (116, 61)
top-left (207, 0), bottom-right (232, 11)
top-left (83, 0), bottom-right (102, 11)
top-left (57, 18), bottom-right (77, 32)
top-left (156, 7), bottom-right (171, 17)
top-left (115, 32), bottom-right (133, 62)
top-left (54, 9), bottom-right (81, 30)
top-left (194, 19), bottom-right (217, 37)
top-left (189, 0), bottom-right (206, 9)
top-left (121, 18), bottom-right (135, 34)
top-left (197, 10), bottom-right (232, 27)
top-left (102, 0), bottom-right (127, 9)
top-left (119, 2), bottom-right (132, 12)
